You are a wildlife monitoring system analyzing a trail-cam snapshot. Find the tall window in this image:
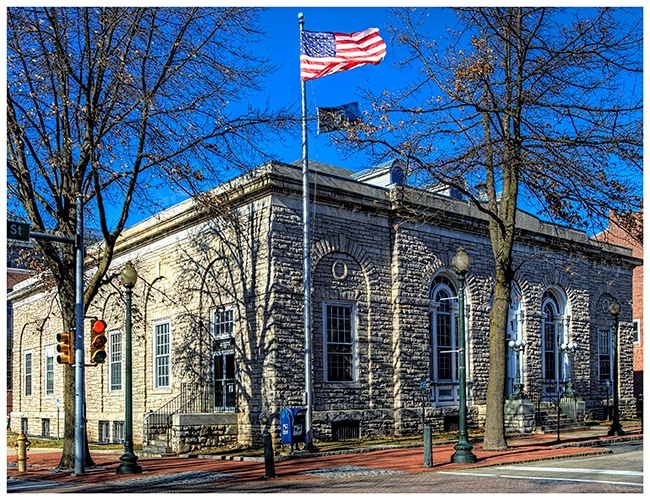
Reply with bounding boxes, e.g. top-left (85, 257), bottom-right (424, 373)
top-left (24, 352), bottom-right (32, 396)
top-left (598, 328), bottom-right (612, 382)
top-left (506, 285), bottom-right (524, 395)
top-left (109, 331), bottom-right (123, 392)
top-left (154, 321), bottom-right (171, 389)
top-left (430, 275), bottom-right (459, 383)
top-left (542, 299), bottom-right (558, 380)
top-left (213, 307), bottom-right (236, 411)
top-left (541, 288), bottom-right (568, 392)
top-left (45, 348), bottom-right (54, 396)
top-left (324, 303), bottom-right (355, 382)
